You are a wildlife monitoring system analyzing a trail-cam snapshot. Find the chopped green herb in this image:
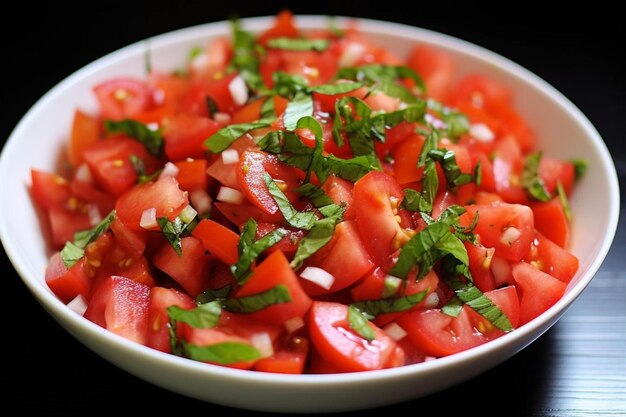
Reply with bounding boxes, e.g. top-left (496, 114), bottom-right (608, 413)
top-left (183, 342), bottom-right (261, 364)
top-left (272, 71), bottom-right (309, 99)
top-left (196, 285), bottom-right (232, 304)
top-left (264, 174), bottom-right (317, 230)
top-left (571, 159), bottom-right (588, 180)
top-left (428, 148), bottom-right (473, 188)
top-left (267, 37), bottom-right (330, 52)
top-left (290, 204), bottom-right (344, 269)
top-left (232, 219), bottom-right (287, 282)
top-left (426, 99), bottom-right (470, 139)
top-left (104, 119), bottom-right (163, 157)
top-left (167, 301), bottom-right (222, 329)
top-left (187, 45), bottom-right (203, 62)
top-left (556, 180), bottom-right (572, 222)
top-left (522, 151), bottom-right (551, 202)
top-left (206, 96), bottom-right (219, 116)
top-left (60, 210), bottom-right (116, 268)
top-left (222, 284), bottom-right (292, 314)
top-left (347, 305), bottom-right (376, 342)
top-left (352, 291), bottom-right (427, 319)
top-left (309, 82), bottom-right (364, 95)
top-left (229, 19), bottom-right (266, 92)
top-left (260, 96), bottom-right (276, 120)
top-left (283, 92), bottom-right (314, 131)
top-left (328, 16), bottom-right (345, 37)
top-left (336, 65), bottom-right (426, 95)
top-left (441, 295), bottom-right (463, 317)
top-left (474, 159), bottom-right (483, 187)
top-left (129, 154), bottom-right (159, 184)
top-left (205, 121), bottom-right (271, 153)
